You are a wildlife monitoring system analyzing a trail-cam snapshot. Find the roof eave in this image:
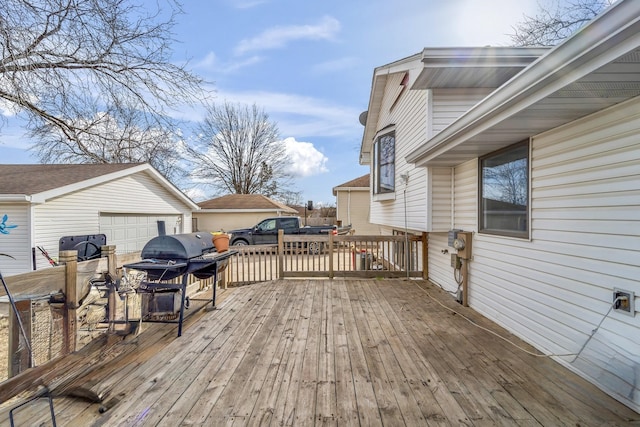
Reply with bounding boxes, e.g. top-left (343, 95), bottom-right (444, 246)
top-left (0, 195), bottom-right (31, 202)
top-left (406, 1), bottom-right (640, 167)
top-left (359, 53), bottom-right (423, 164)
